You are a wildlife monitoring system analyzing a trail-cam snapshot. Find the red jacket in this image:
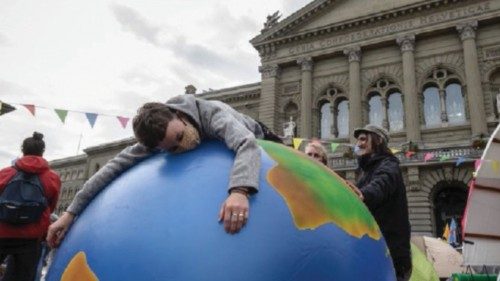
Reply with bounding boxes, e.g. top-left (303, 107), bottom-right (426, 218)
top-left (0, 156), bottom-right (61, 239)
